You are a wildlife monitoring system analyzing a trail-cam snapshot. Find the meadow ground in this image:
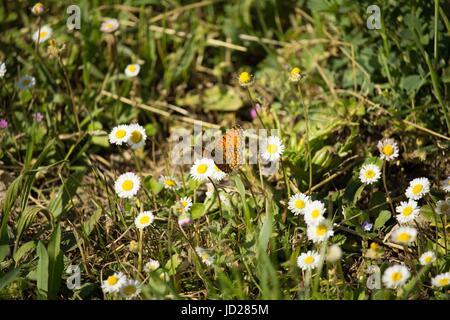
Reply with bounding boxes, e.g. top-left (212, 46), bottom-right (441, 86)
top-left (0, 0), bottom-right (449, 300)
